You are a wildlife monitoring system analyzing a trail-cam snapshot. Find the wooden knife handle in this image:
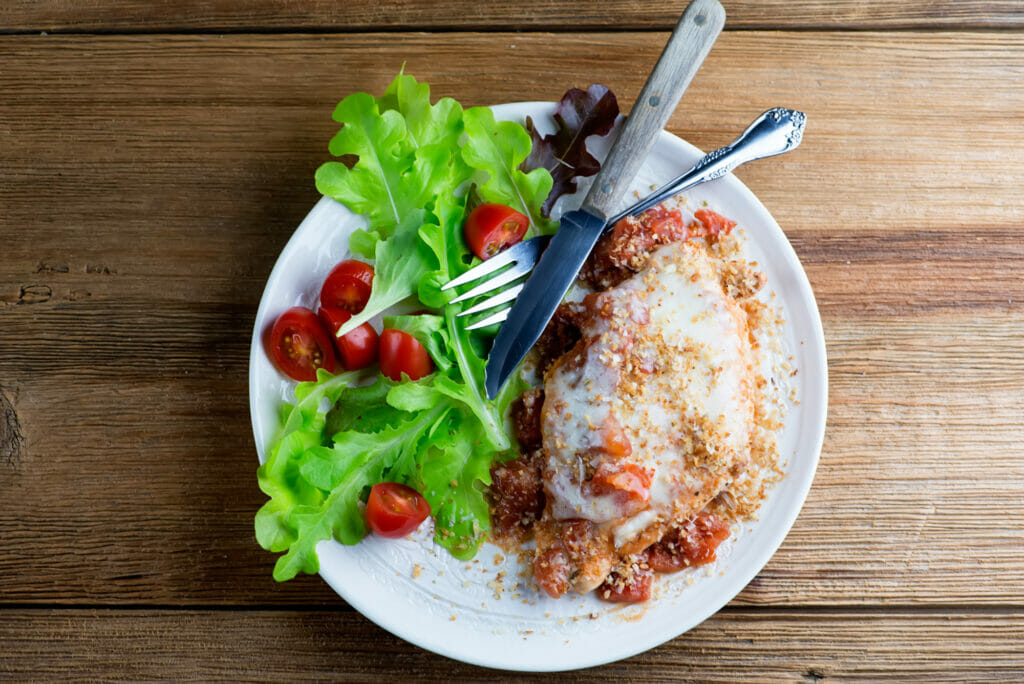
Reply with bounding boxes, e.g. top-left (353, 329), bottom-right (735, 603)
top-left (580, 0), bottom-right (726, 221)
